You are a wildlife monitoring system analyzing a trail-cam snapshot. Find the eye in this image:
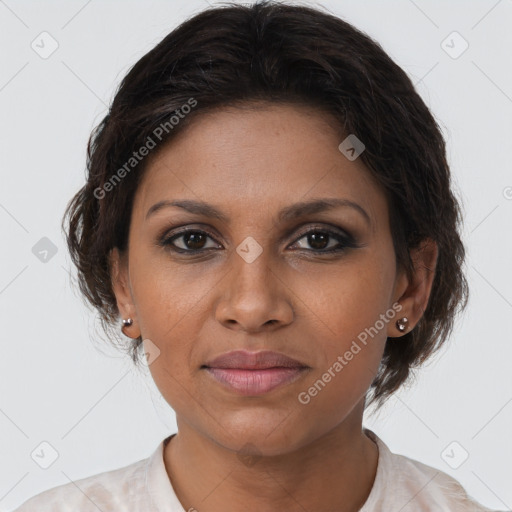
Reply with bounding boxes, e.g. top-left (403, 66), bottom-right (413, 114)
top-left (290, 227), bottom-right (357, 253)
top-left (161, 229), bottom-right (220, 253)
